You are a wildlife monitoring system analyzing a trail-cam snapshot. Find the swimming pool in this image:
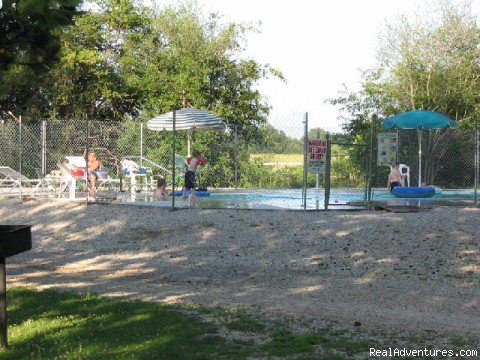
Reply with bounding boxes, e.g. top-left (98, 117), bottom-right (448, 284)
top-left (114, 187), bottom-right (479, 210)
top-left (115, 188), bottom-right (369, 210)
top-left (202, 188), bottom-right (369, 209)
